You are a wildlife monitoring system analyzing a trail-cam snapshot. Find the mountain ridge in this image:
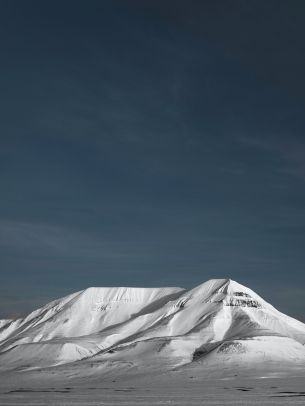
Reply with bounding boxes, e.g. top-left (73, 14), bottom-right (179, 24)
top-left (0, 278), bottom-right (304, 377)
